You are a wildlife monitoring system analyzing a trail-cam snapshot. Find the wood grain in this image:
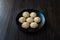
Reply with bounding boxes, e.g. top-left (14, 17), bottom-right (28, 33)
top-left (3, 0), bottom-right (60, 40)
top-left (0, 0), bottom-right (14, 40)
